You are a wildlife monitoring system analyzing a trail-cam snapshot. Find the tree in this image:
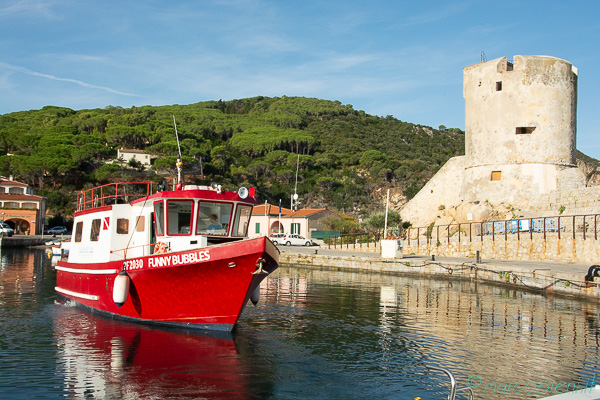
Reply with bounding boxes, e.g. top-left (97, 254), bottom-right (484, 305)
top-left (362, 210), bottom-right (403, 239)
top-left (210, 145), bottom-right (231, 174)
